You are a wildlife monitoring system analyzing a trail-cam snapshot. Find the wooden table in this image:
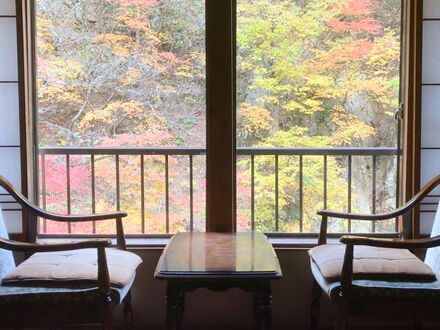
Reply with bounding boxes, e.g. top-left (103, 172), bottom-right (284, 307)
top-left (155, 232), bottom-right (282, 330)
